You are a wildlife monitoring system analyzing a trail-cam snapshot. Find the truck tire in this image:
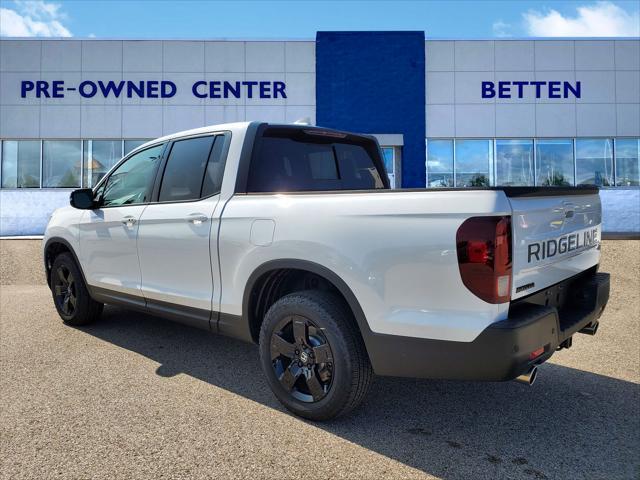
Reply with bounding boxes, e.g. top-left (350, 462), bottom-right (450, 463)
top-left (50, 252), bottom-right (103, 326)
top-left (259, 290), bottom-right (372, 420)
